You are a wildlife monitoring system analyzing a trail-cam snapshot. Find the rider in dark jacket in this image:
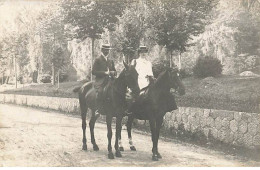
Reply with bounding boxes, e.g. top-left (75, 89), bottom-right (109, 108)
top-left (92, 44), bottom-right (117, 114)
